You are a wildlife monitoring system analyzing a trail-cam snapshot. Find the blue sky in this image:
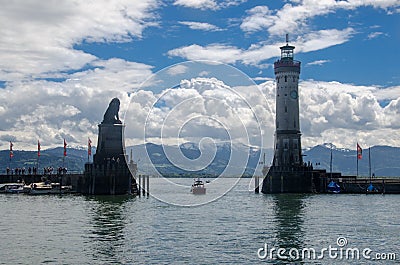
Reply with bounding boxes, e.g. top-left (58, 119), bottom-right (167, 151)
top-left (0, 0), bottom-right (400, 151)
top-left (76, 1), bottom-right (400, 87)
